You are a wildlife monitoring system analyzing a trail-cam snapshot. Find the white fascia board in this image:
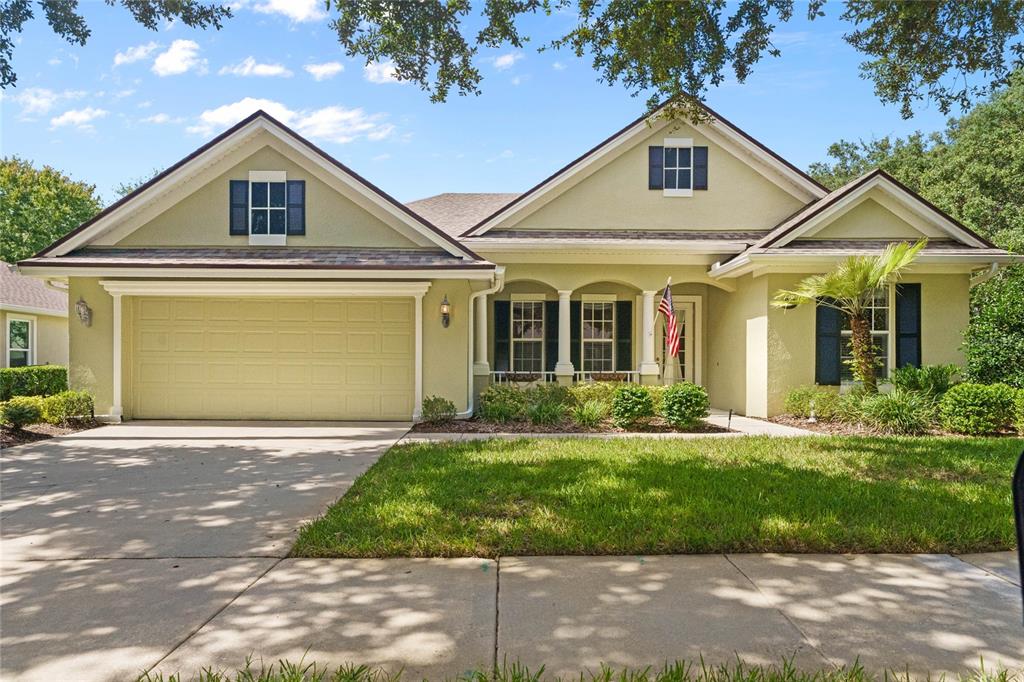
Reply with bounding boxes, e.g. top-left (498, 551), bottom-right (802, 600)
top-left (18, 266), bottom-right (496, 281)
top-left (99, 280), bottom-right (433, 297)
top-left (466, 238), bottom-right (752, 253)
top-left (0, 303), bottom-right (68, 318)
top-left (709, 251), bottom-right (1020, 279)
